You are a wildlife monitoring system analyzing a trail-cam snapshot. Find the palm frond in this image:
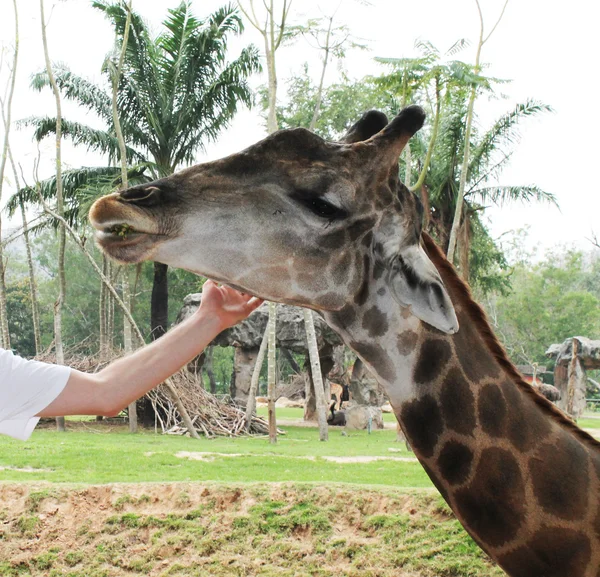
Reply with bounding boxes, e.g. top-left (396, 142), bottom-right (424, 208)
top-left (19, 116), bottom-right (146, 164)
top-left (468, 99), bottom-right (552, 180)
top-left (31, 64), bottom-right (112, 122)
top-left (471, 185), bottom-right (558, 207)
top-left (5, 165), bottom-right (150, 227)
